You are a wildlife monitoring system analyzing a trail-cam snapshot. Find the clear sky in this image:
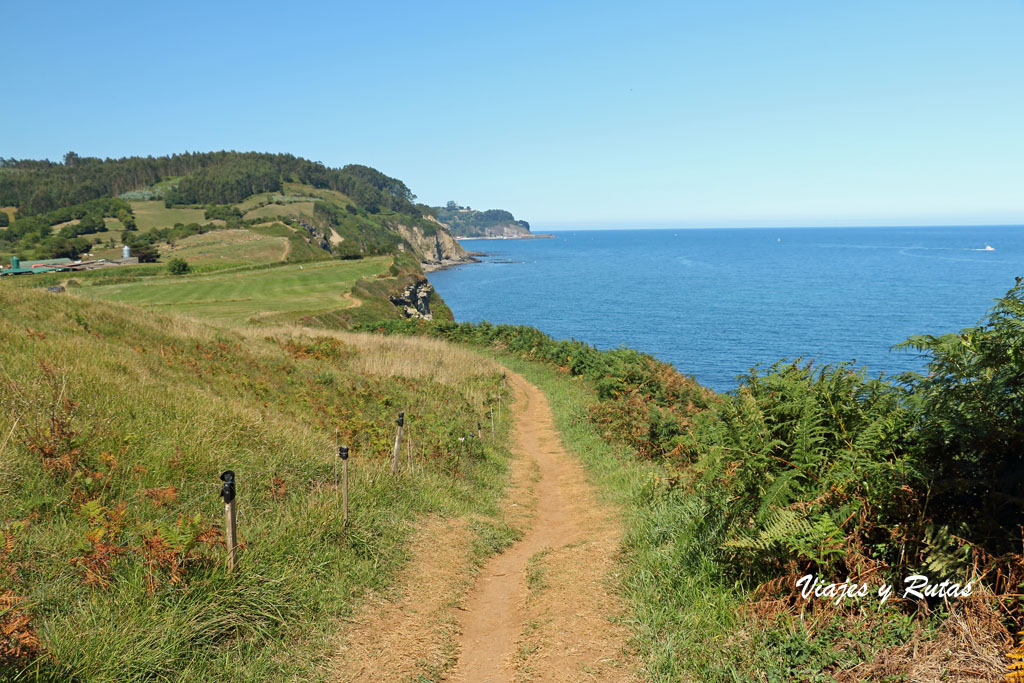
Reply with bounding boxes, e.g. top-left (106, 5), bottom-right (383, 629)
top-left (2, 1), bottom-right (1022, 228)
